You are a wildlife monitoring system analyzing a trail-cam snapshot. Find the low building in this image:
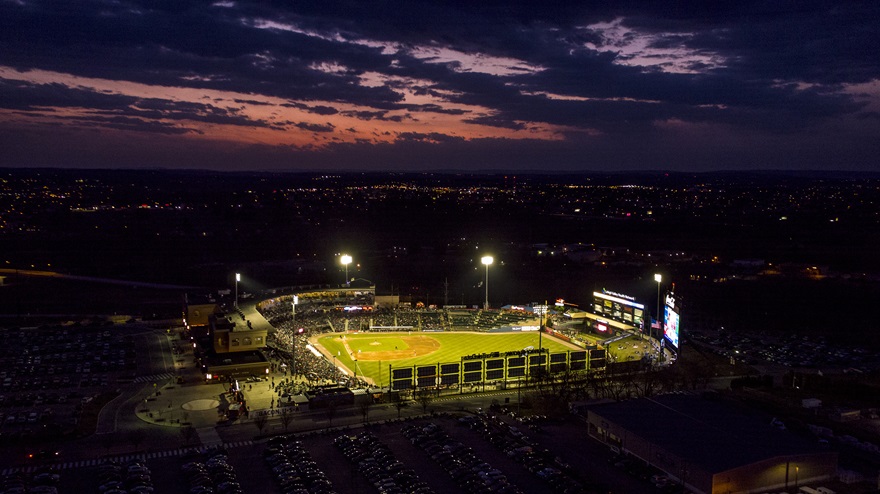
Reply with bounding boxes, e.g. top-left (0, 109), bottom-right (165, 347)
top-left (306, 385), bottom-right (354, 409)
top-left (210, 313), bottom-right (268, 353)
top-left (586, 393), bottom-right (837, 494)
top-left (203, 350), bottom-right (270, 381)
